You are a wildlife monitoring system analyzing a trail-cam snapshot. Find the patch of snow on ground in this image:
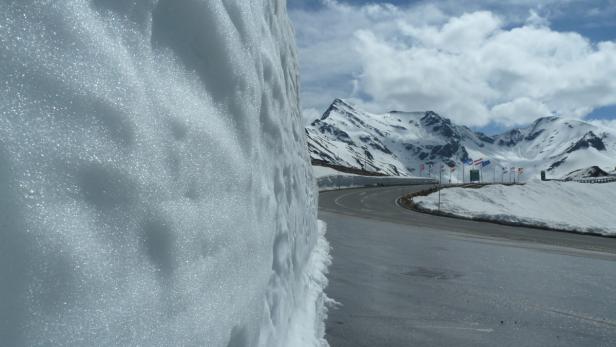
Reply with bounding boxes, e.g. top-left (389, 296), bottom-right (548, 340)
top-left (414, 180), bottom-right (616, 235)
top-left (312, 165), bottom-right (359, 178)
top-left (0, 1), bottom-right (328, 346)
